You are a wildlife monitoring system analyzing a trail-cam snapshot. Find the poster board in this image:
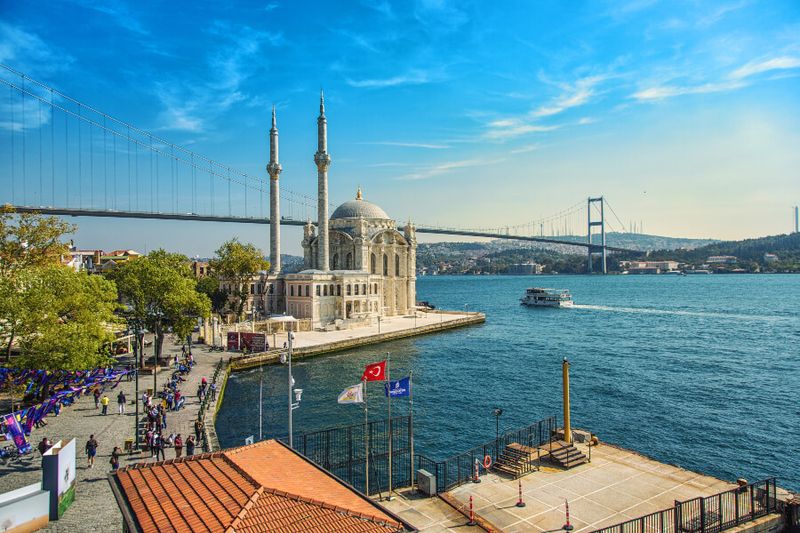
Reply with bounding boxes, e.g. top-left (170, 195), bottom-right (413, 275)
top-left (42, 438), bottom-right (77, 519)
top-left (226, 332), bottom-right (266, 352)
